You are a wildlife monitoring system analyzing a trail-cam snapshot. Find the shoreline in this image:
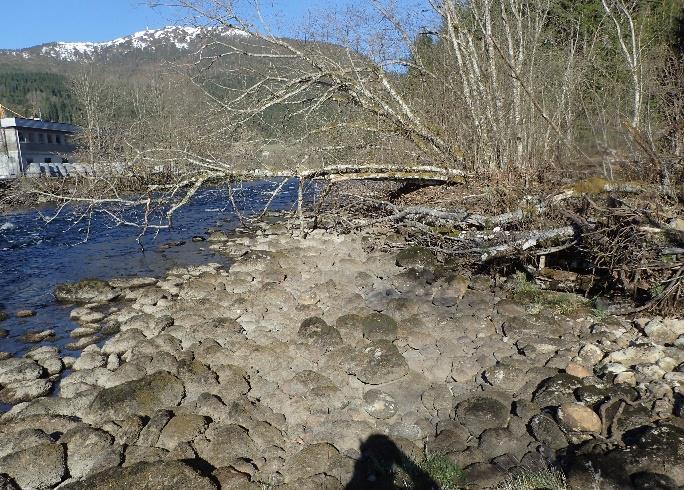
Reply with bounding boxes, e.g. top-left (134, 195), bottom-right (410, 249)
top-left (0, 221), bottom-right (682, 488)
